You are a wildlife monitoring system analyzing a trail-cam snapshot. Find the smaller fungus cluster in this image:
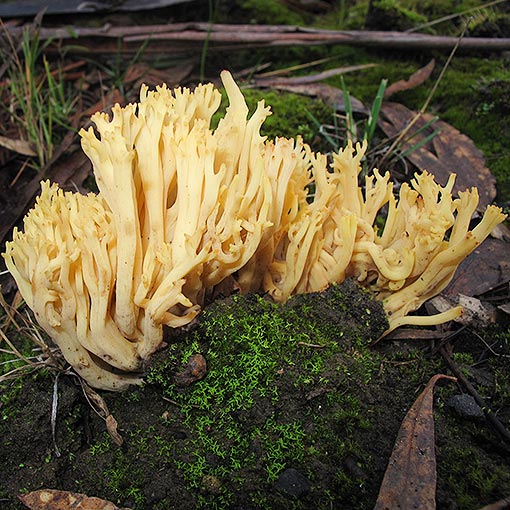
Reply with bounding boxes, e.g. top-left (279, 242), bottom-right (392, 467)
top-left (3, 71), bottom-right (506, 390)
